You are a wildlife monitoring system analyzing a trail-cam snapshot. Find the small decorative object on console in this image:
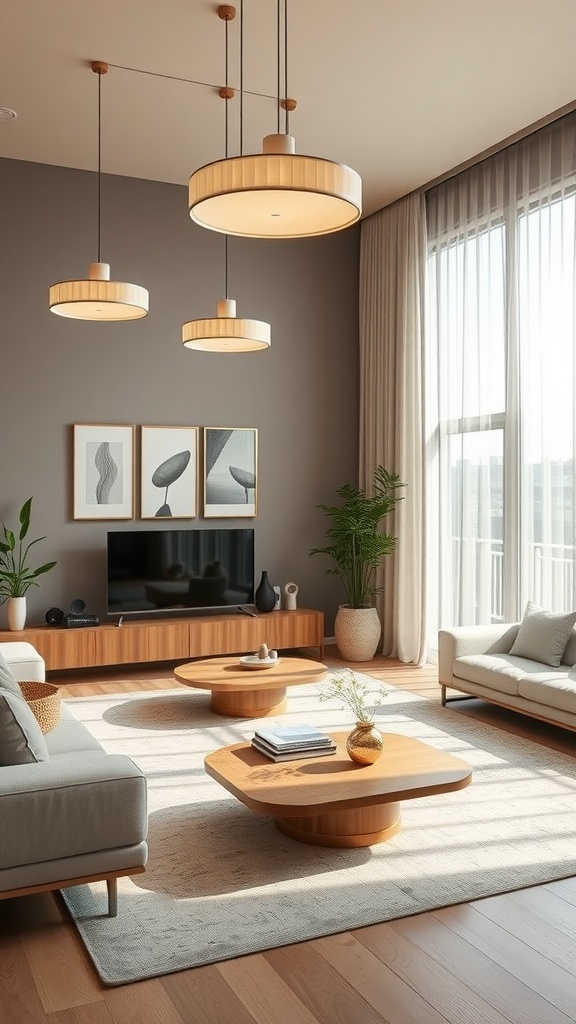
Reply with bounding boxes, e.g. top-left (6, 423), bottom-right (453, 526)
top-left (45, 606), bottom-right (65, 626)
top-left (64, 598), bottom-right (100, 628)
top-left (254, 570), bottom-right (276, 612)
top-left (284, 582), bottom-right (298, 610)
